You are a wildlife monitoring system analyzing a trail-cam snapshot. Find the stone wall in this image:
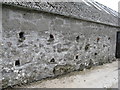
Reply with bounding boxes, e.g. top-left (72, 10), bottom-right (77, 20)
top-left (3, 2), bottom-right (119, 27)
top-left (1, 5), bottom-right (120, 88)
top-left (0, 3), bottom-right (2, 88)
